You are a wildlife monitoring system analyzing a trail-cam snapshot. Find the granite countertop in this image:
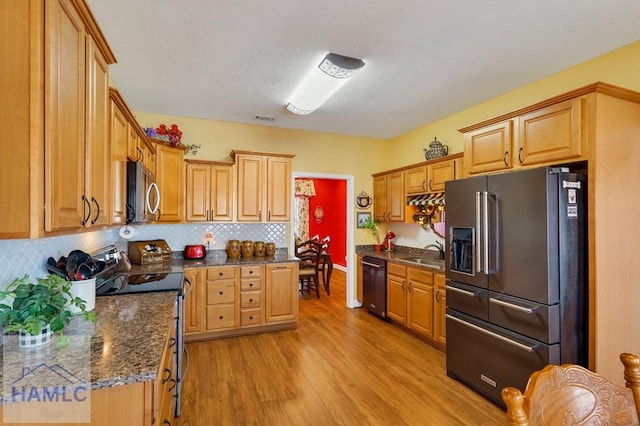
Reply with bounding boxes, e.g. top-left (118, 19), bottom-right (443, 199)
top-left (356, 246), bottom-right (446, 272)
top-left (0, 291), bottom-right (176, 405)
